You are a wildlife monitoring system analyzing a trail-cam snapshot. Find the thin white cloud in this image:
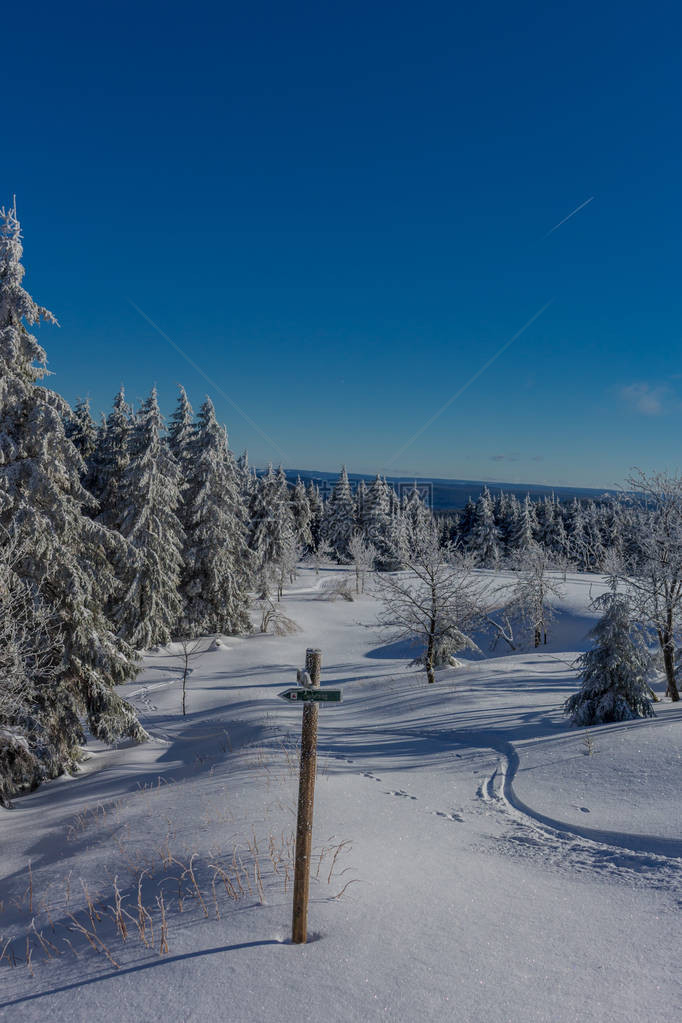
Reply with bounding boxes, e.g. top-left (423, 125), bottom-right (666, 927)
top-left (619, 382), bottom-right (668, 416)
